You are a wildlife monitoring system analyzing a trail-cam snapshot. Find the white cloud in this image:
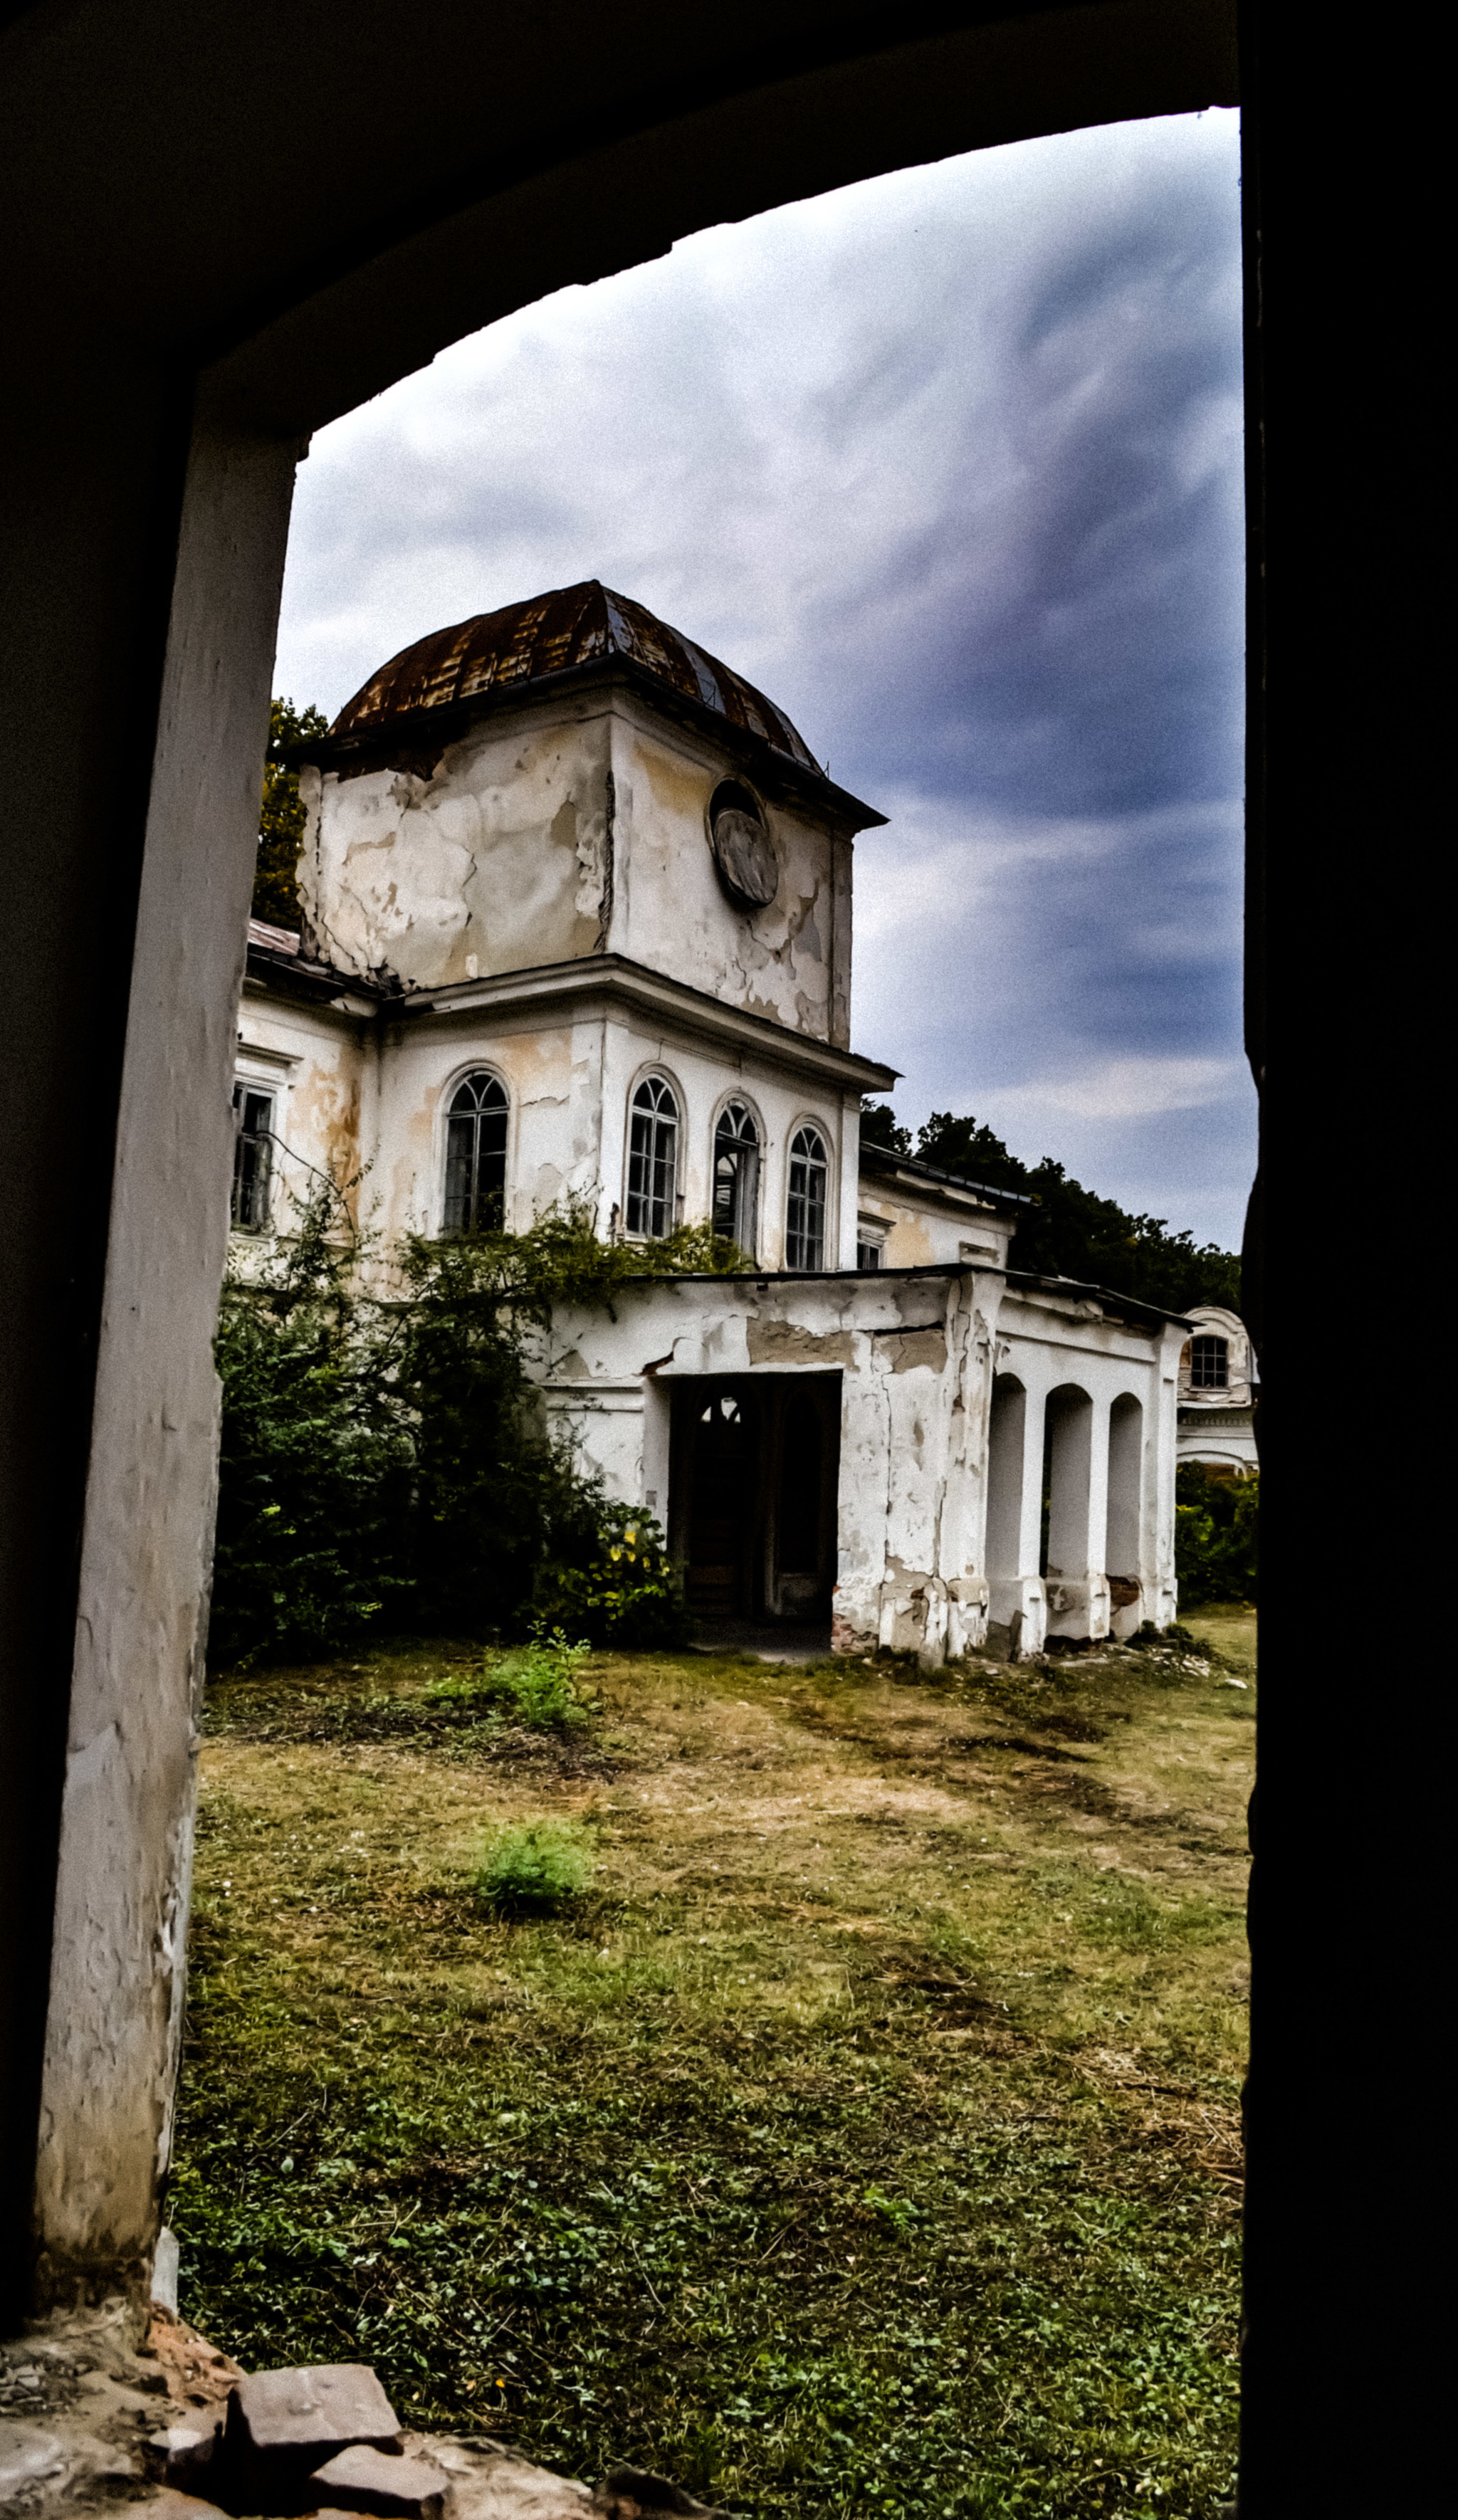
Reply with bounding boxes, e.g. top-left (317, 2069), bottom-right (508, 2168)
top-left (980, 1055), bottom-right (1245, 1125)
